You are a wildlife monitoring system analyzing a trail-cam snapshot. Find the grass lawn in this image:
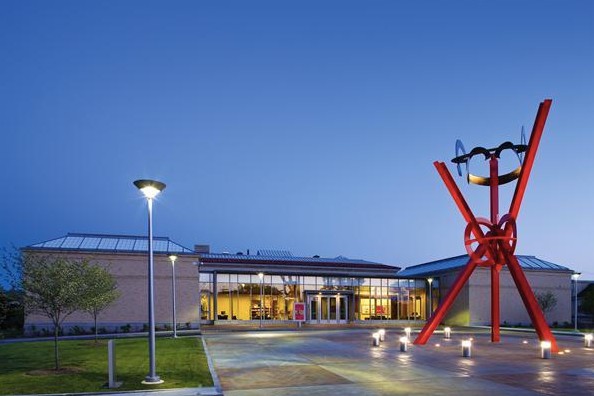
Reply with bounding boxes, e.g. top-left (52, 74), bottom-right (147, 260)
top-left (0, 336), bottom-right (214, 395)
